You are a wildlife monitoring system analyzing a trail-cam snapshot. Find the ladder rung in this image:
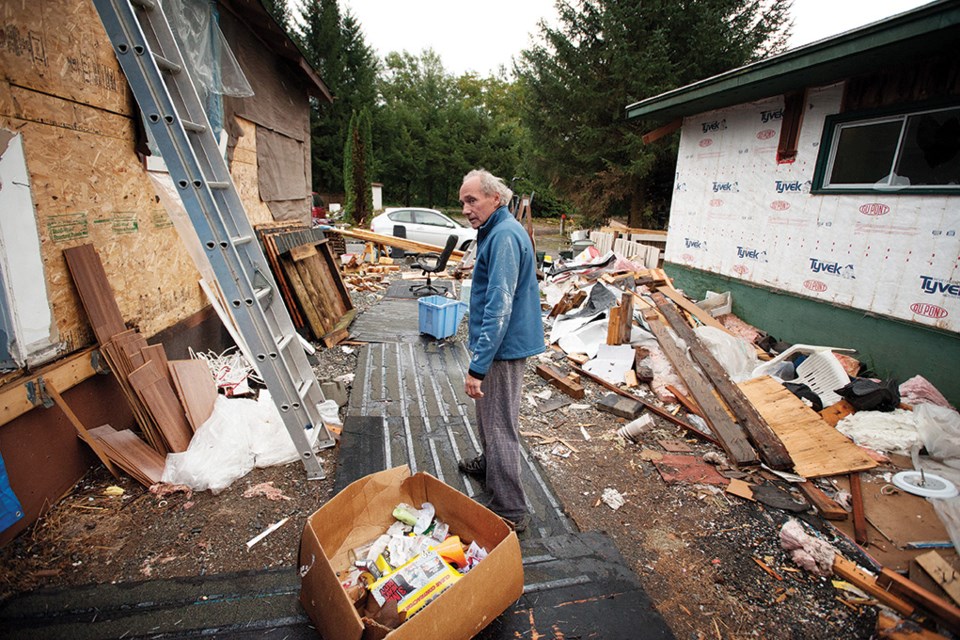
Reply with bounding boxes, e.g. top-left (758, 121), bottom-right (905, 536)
top-left (277, 334), bottom-right (294, 351)
top-left (232, 234), bottom-right (253, 246)
top-left (182, 119), bottom-right (207, 134)
top-left (153, 53), bottom-right (181, 74)
top-left (207, 181), bottom-right (230, 190)
top-left (130, 0), bottom-right (156, 9)
top-left (297, 378), bottom-right (314, 399)
top-left (255, 286), bottom-right (272, 300)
